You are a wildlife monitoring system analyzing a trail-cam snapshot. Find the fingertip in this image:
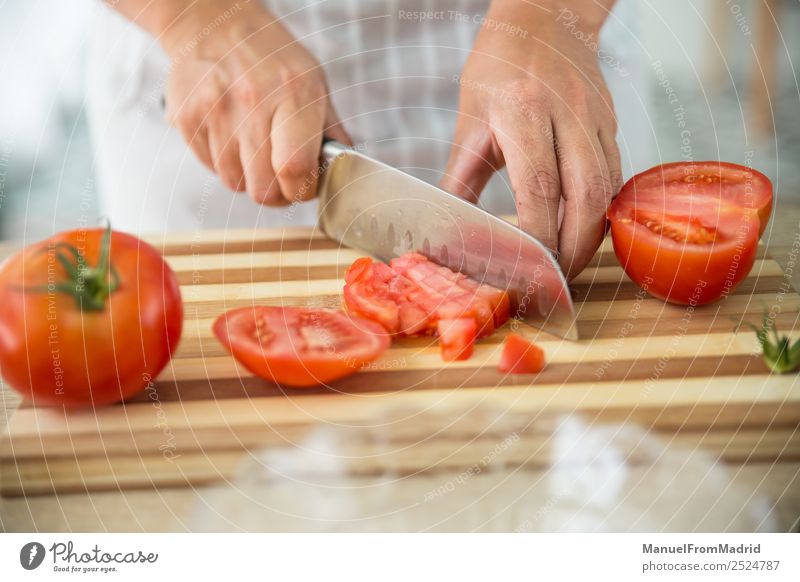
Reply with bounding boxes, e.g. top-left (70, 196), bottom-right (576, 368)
top-left (439, 175), bottom-right (479, 204)
top-left (558, 254), bottom-right (581, 282)
top-left (220, 167), bottom-right (246, 193)
top-left (273, 148), bottom-right (319, 203)
top-left (246, 179), bottom-right (286, 206)
top-left (284, 170), bottom-right (319, 204)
